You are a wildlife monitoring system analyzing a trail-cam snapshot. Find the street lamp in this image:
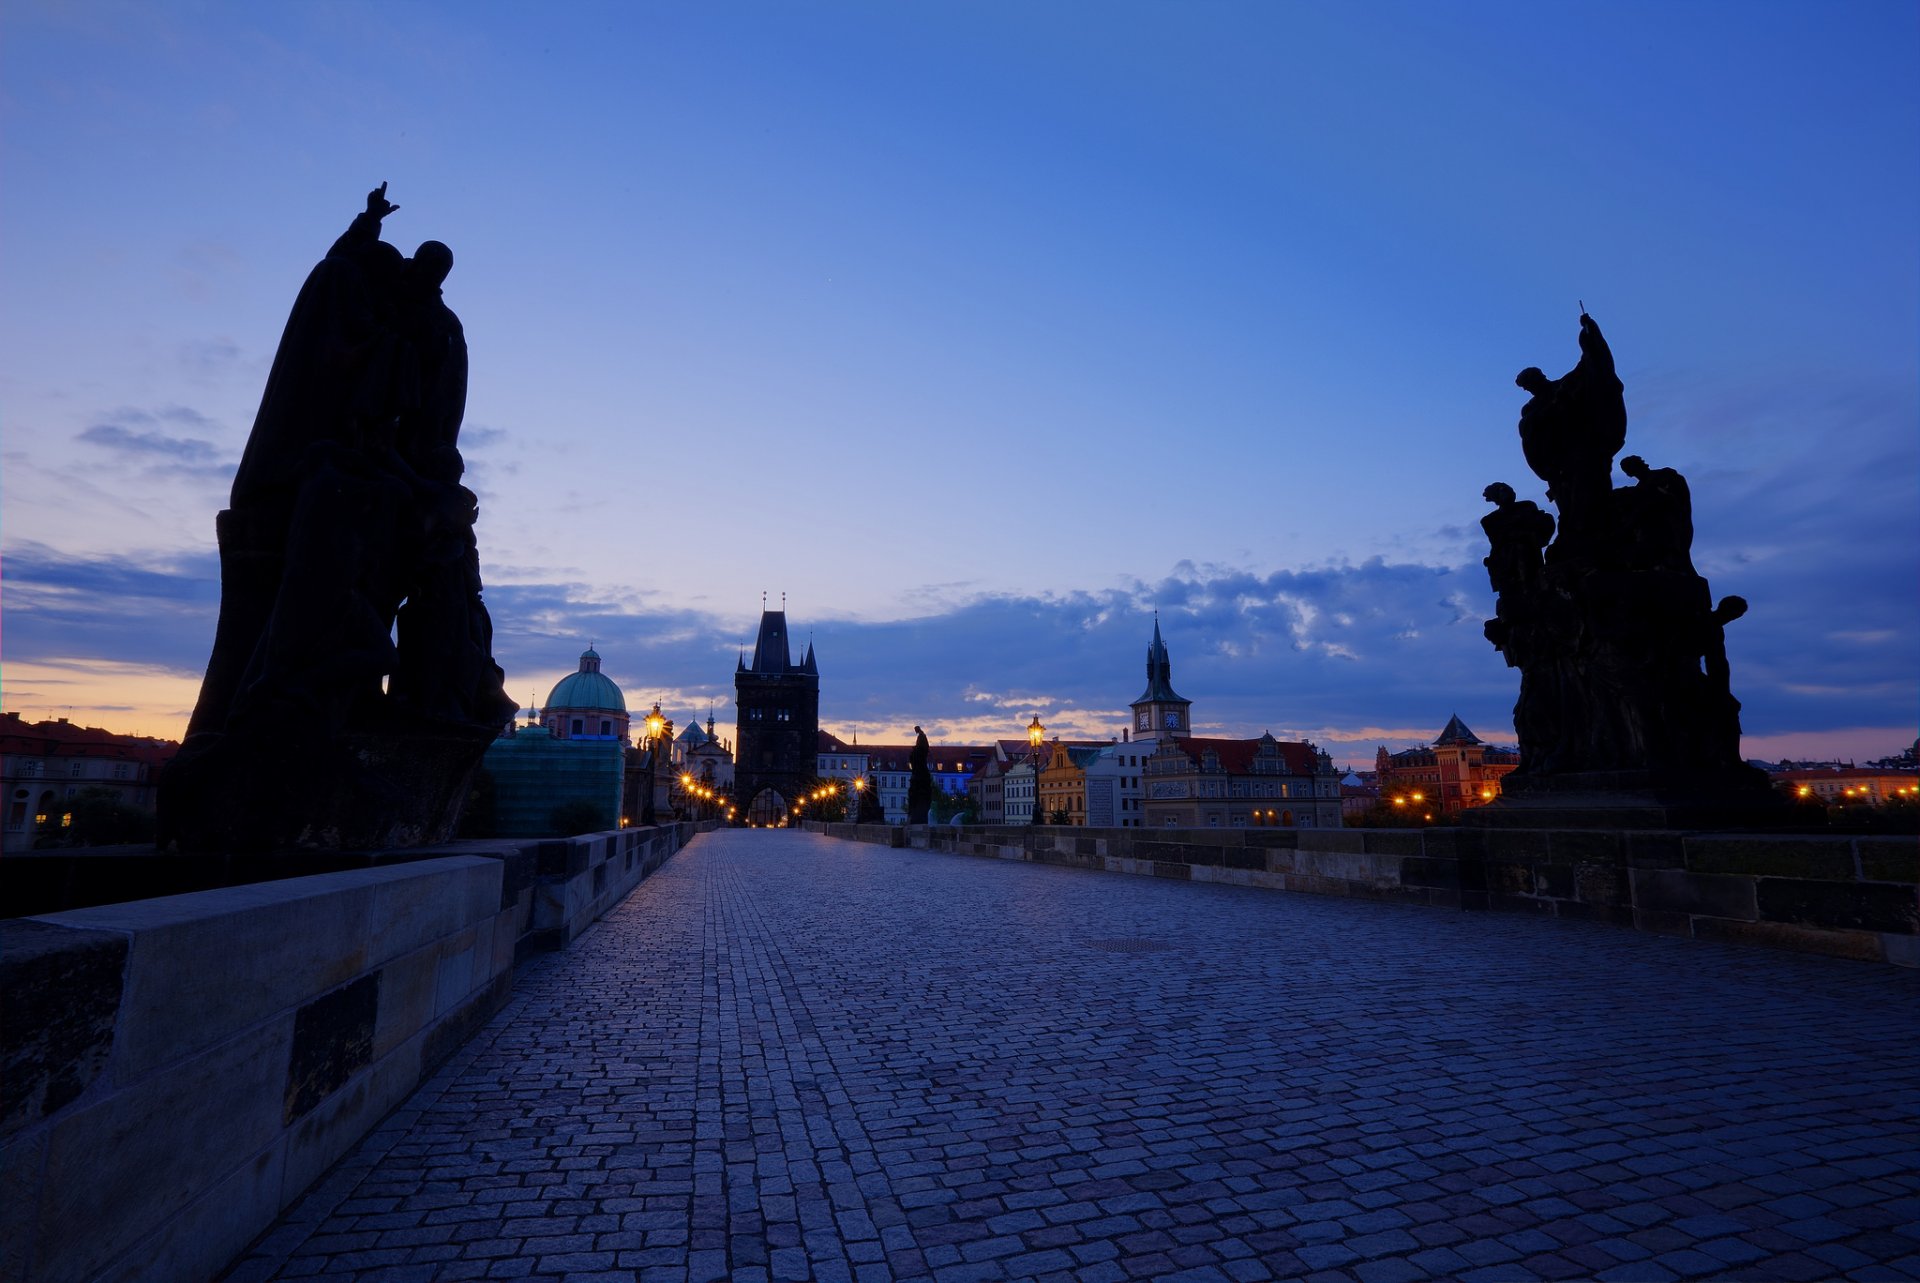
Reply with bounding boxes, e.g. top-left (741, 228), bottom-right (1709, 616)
top-left (1026, 714), bottom-right (1045, 825)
